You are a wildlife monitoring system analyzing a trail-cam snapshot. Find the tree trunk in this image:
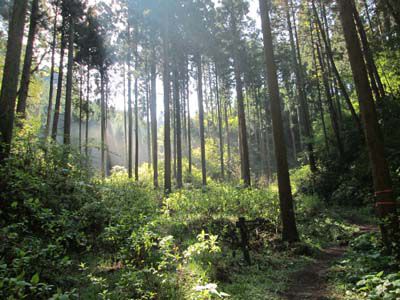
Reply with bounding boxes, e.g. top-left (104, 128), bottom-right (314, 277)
top-left (63, 20), bottom-right (74, 145)
top-left (45, 2), bottom-right (59, 139)
top-left (187, 67), bottom-right (192, 176)
top-left (86, 65), bottom-right (90, 157)
top-left (231, 11), bottom-right (251, 187)
top-left (16, 0), bottom-right (39, 121)
top-left (150, 57), bottom-right (158, 187)
top-left (195, 53), bottom-right (207, 186)
top-left (259, 0), bottom-right (299, 242)
top-left (338, 0), bottom-right (399, 250)
top-left (100, 69), bottom-right (106, 178)
top-left (51, 17), bottom-right (66, 141)
top-left (146, 65), bottom-right (151, 168)
top-left (134, 57), bottom-right (139, 181)
top-left (215, 63), bottom-right (225, 179)
top-left (315, 38), bottom-right (345, 157)
top-left (173, 63), bottom-right (182, 188)
top-left (123, 64), bottom-right (127, 165)
top-left (224, 97), bottom-right (231, 177)
top-left (285, 0), bottom-right (316, 172)
top-left (352, 0), bottom-right (385, 103)
top-left (163, 23), bottom-right (172, 194)
top-left (79, 70), bottom-right (83, 153)
top-left (127, 51), bottom-right (133, 179)
top-left (0, 0), bottom-right (29, 161)
top-left (312, 0), bottom-right (363, 137)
